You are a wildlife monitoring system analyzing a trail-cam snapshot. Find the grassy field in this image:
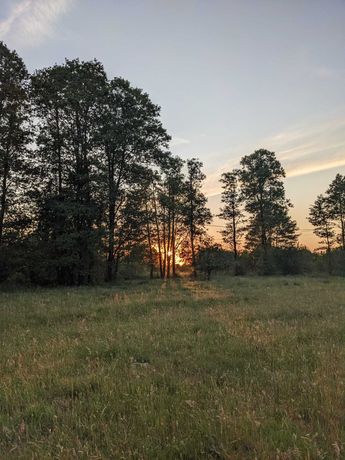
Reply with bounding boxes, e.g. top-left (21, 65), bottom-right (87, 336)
top-left (1, 276), bottom-right (345, 459)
